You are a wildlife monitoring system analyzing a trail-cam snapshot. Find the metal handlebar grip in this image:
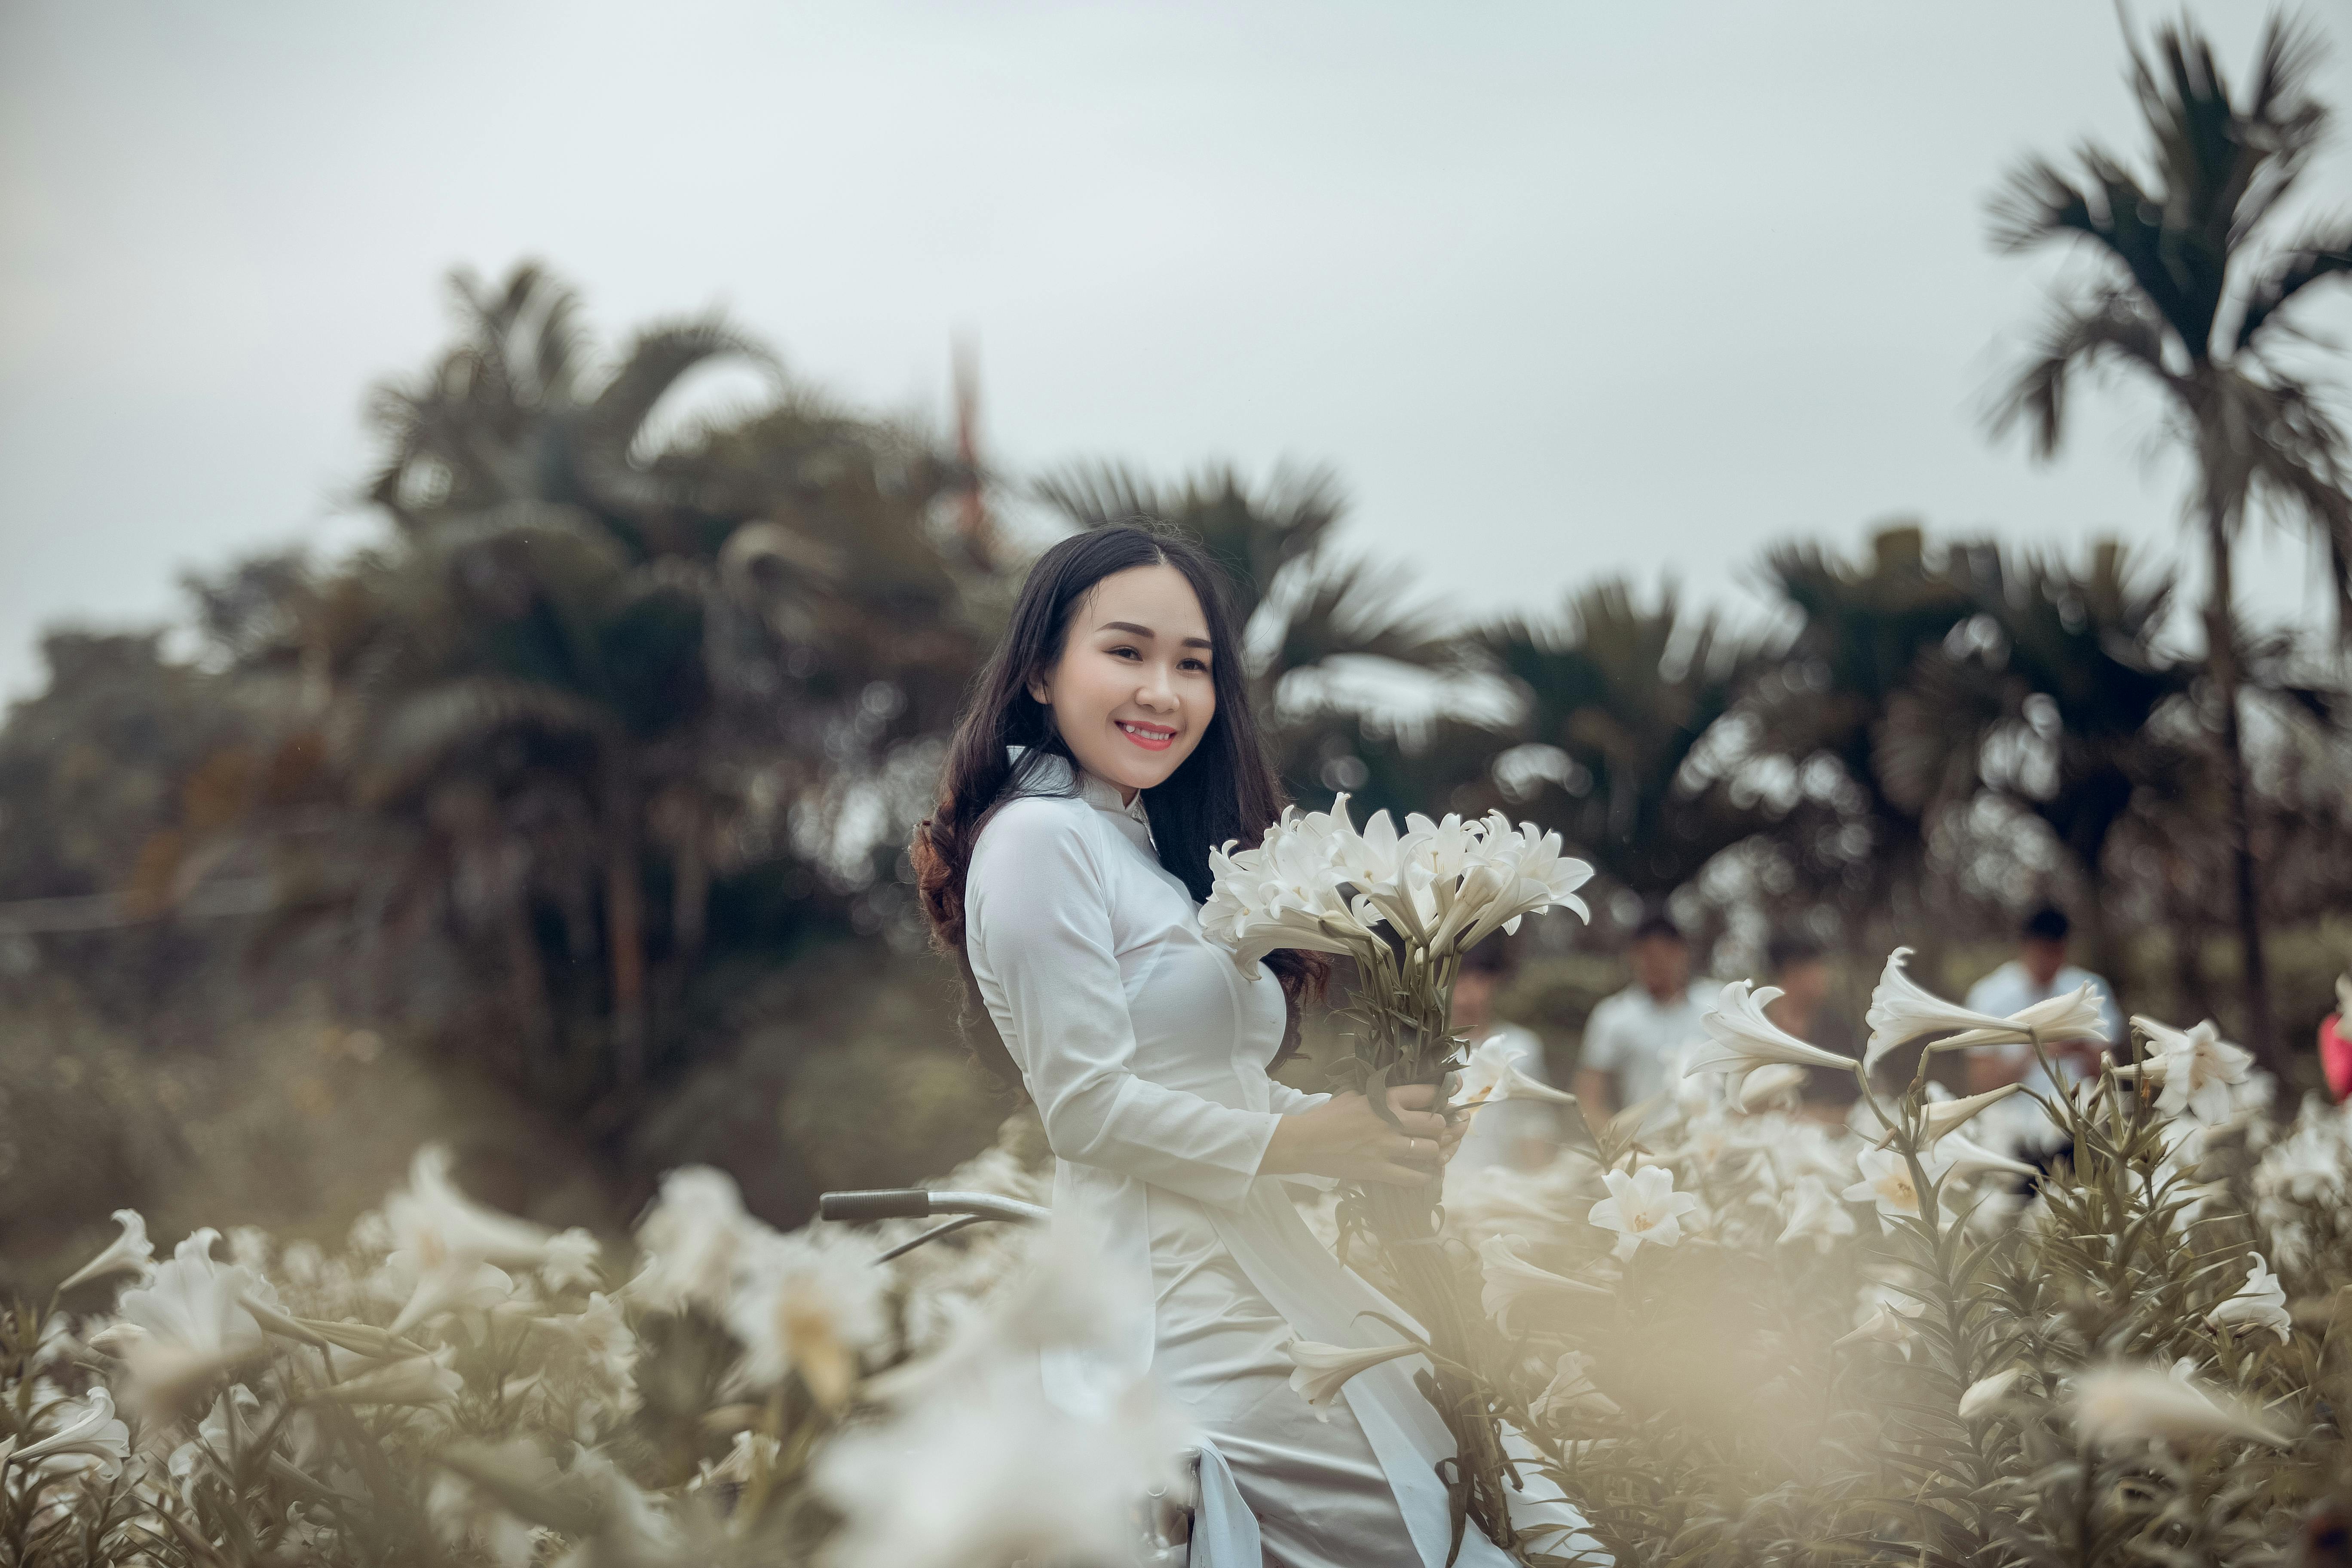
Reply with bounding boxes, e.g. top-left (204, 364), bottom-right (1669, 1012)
top-left (818, 1189), bottom-right (934, 1222)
